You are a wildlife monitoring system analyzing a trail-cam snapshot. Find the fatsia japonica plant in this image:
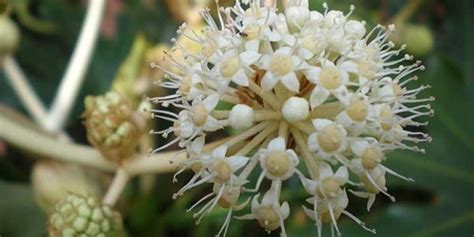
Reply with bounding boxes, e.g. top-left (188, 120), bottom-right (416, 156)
top-left (147, 0), bottom-right (433, 236)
